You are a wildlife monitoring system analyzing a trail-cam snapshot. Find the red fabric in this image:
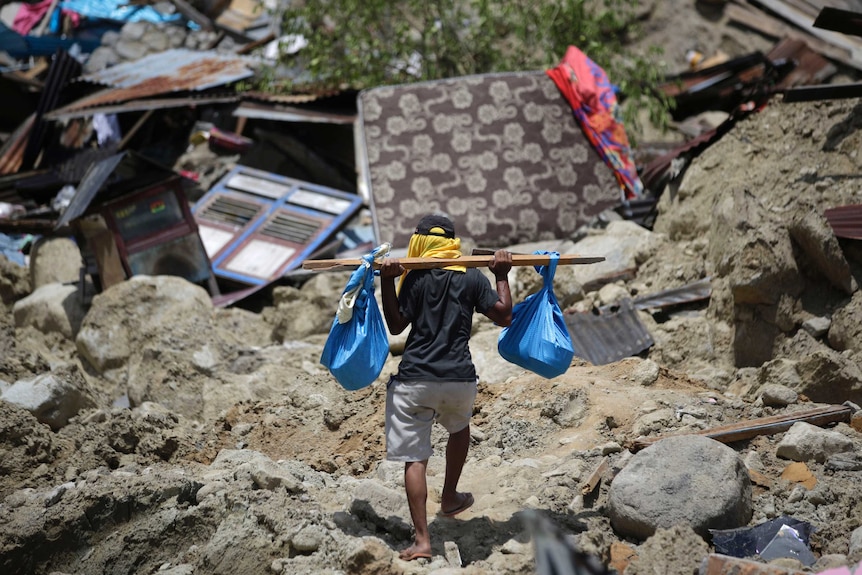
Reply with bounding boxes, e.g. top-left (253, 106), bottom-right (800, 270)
top-left (13, 0), bottom-right (55, 35)
top-left (547, 45), bottom-right (644, 199)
